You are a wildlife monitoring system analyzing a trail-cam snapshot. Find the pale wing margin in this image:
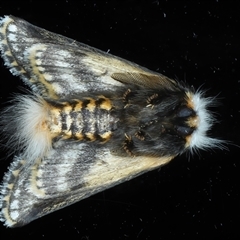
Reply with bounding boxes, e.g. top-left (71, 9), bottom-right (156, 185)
top-left (0, 140), bottom-right (173, 227)
top-left (0, 15), bottom-right (172, 99)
